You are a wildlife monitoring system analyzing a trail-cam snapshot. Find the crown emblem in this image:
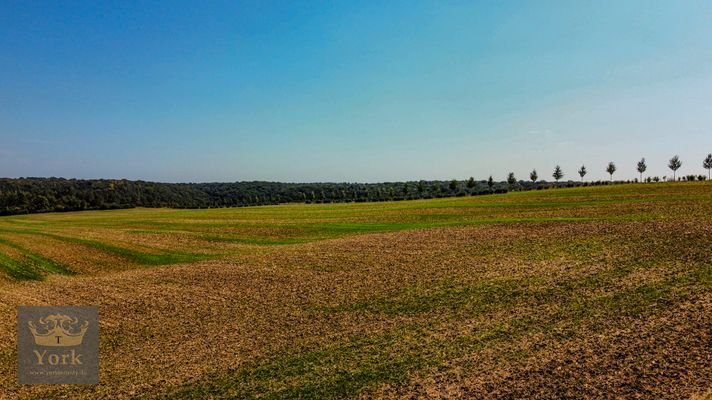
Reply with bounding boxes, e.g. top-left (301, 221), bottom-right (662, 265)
top-left (28, 314), bottom-right (89, 347)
